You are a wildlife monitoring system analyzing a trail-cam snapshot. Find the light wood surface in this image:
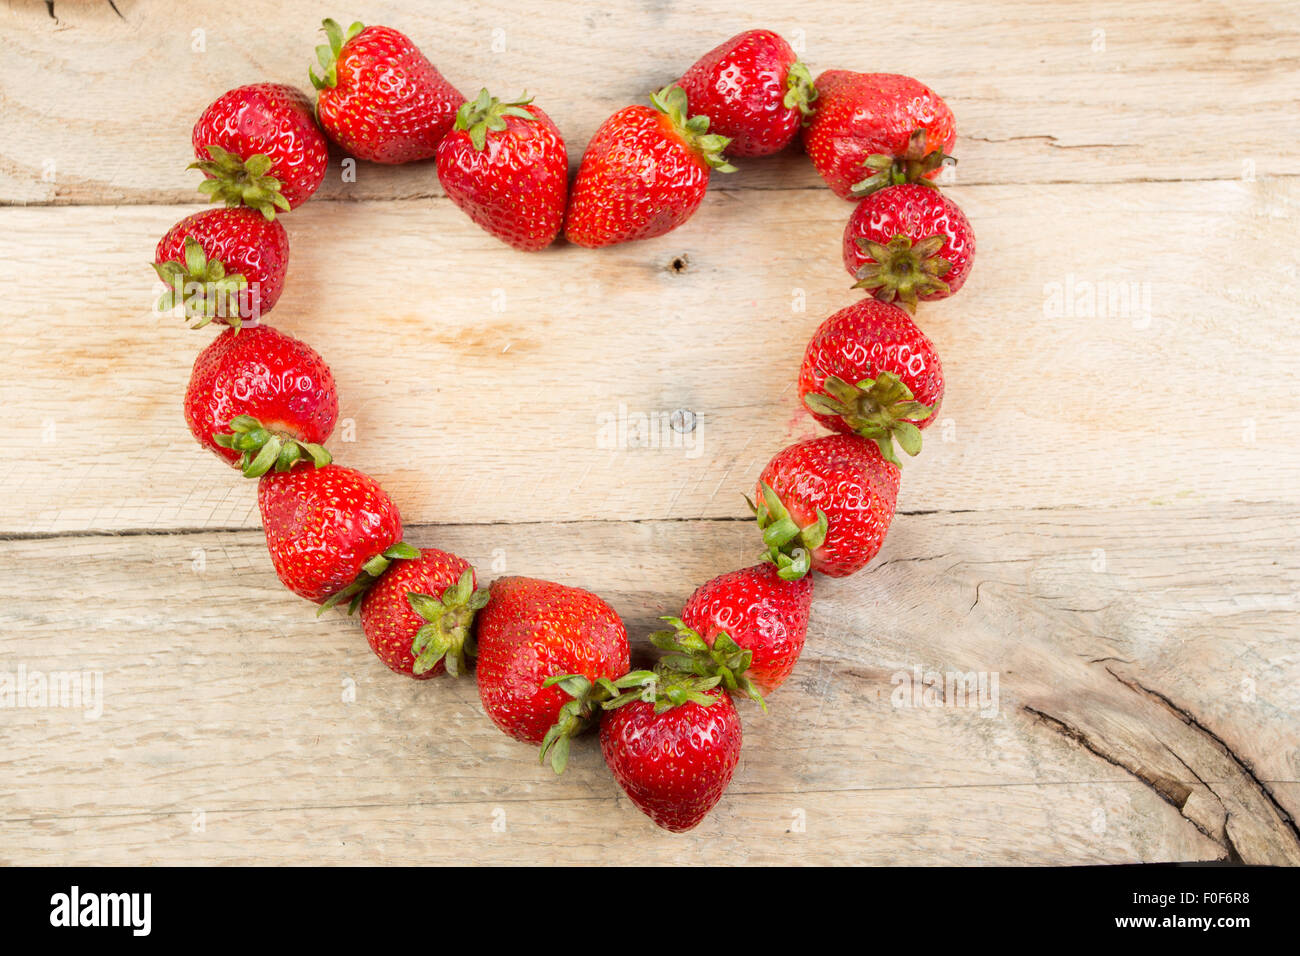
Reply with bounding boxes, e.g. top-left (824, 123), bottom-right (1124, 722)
top-left (1, 0), bottom-right (1297, 865)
